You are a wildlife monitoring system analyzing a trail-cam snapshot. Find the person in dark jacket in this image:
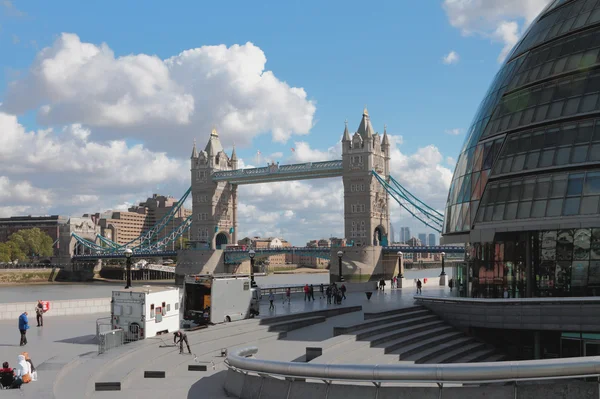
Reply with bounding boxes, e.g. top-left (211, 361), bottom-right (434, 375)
top-left (340, 284), bottom-right (347, 300)
top-left (18, 312), bottom-right (29, 346)
top-left (326, 285), bottom-right (332, 304)
top-left (173, 331), bottom-right (191, 354)
top-left (35, 300), bottom-right (44, 327)
top-left (0, 362), bottom-right (15, 389)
